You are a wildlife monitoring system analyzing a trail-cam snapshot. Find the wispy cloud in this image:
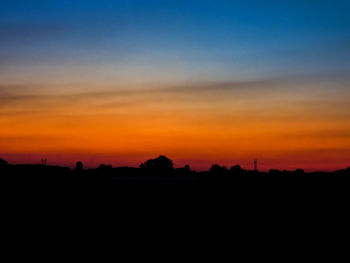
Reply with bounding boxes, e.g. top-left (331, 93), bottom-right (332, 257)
top-left (0, 23), bottom-right (70, 43)
top-left (1, 71), bottom-right (349, 114)
top-left (0, 79), bottom-right (279, 107)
